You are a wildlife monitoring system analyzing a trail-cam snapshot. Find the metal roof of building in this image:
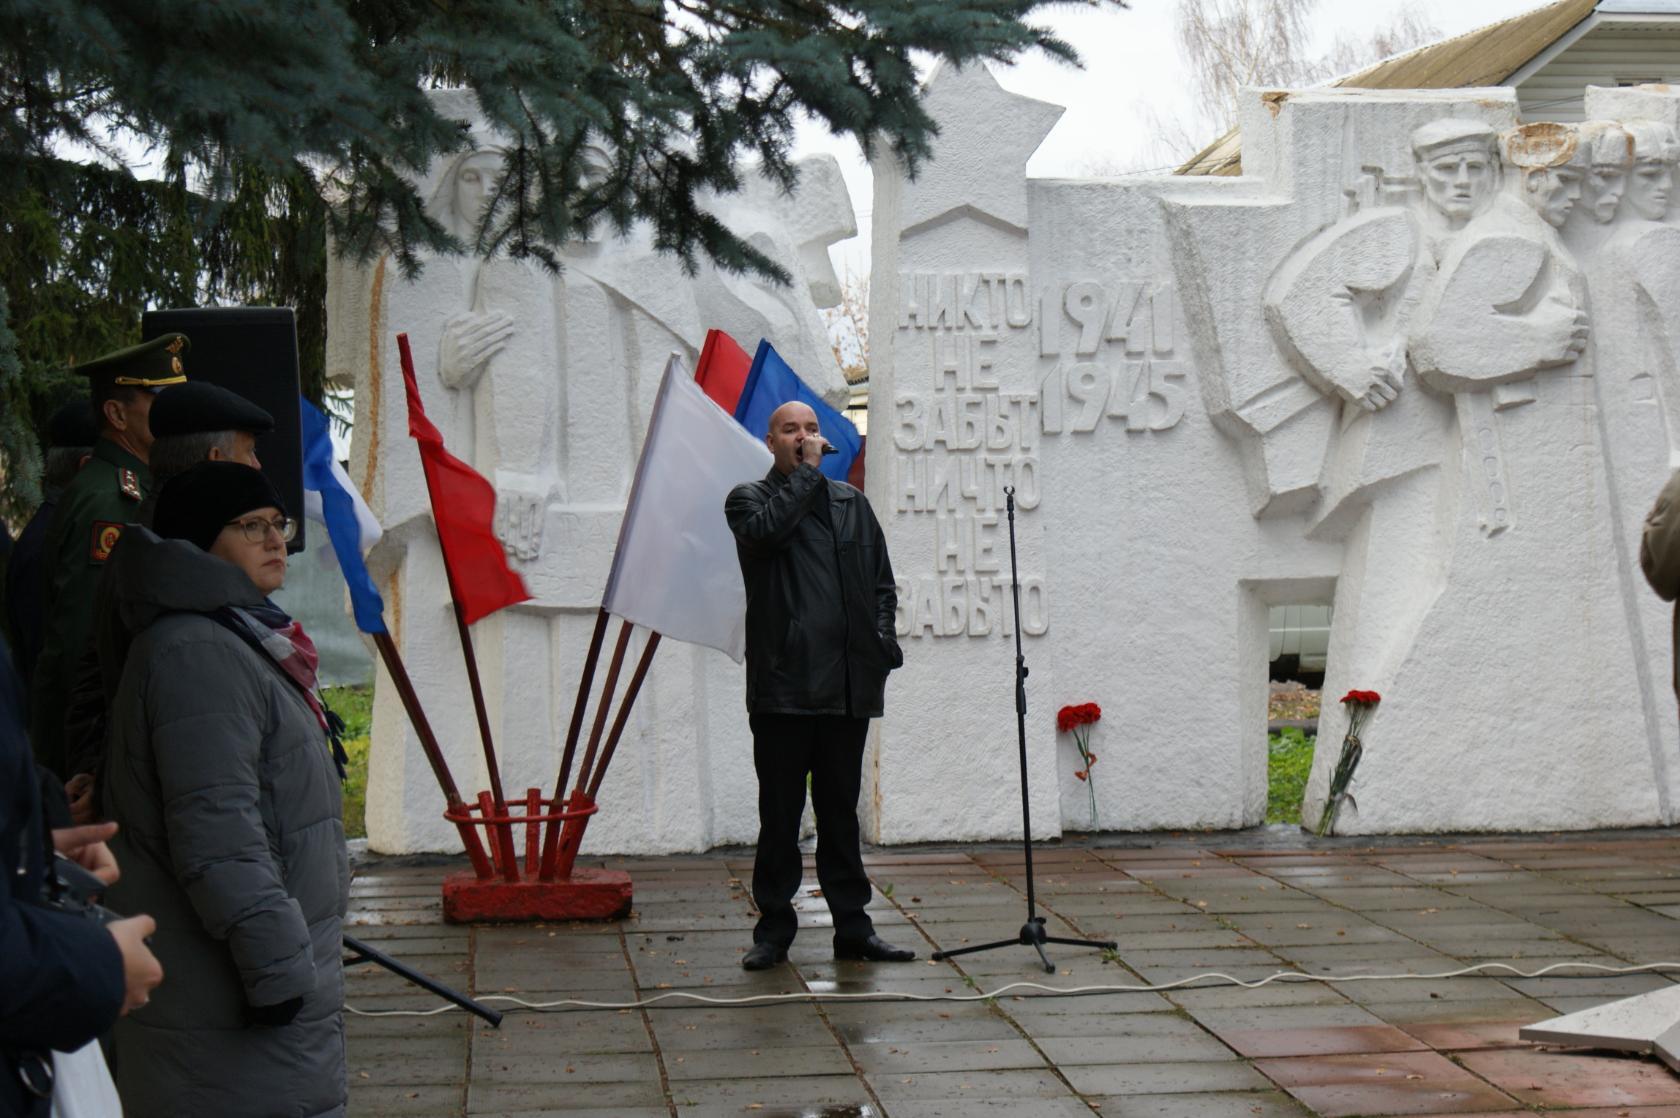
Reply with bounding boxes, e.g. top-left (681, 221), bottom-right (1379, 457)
top-left (1176, 0), bottom-right (1599, 176)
